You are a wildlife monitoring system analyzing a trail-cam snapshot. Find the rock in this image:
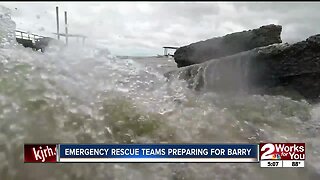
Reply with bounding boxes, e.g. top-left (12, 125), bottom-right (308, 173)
top-left (166, 34), bottom-right (320, 102)
top-left (174, 24), bottom-right (282, 67)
